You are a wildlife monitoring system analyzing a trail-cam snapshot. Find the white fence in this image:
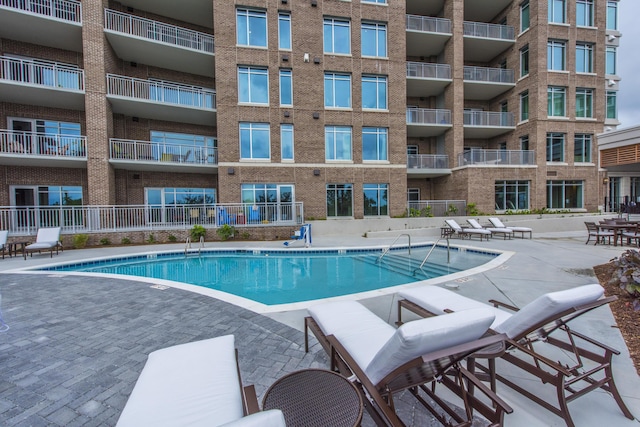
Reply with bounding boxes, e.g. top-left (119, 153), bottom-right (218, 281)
top-left (110, 139), bottom-right (217, 164)
top-left (407, 108), bottom-right (451, 125)
top-left (458, 149), bottom-right (535, 166)
top-left (407, 200), bottom-right (467, 217)
top-left (1, 129), bottom-right (86, 157)
top-left (406, 62), bottom-right (451, 80)
top-left (463, 111), bottom-right (515, 127)
top-left (463, 21), bottom-right (514, 40)
top-left (406, 14), bottom-right (451, 33)
top-left (407, 154), bottom-right (449, 169)
top-left (463, 66), bottom-right (514, 83)
top-left (0, 56), bottom-right (84, 90)
top-left (1, 0), bottom-right (81, 22)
